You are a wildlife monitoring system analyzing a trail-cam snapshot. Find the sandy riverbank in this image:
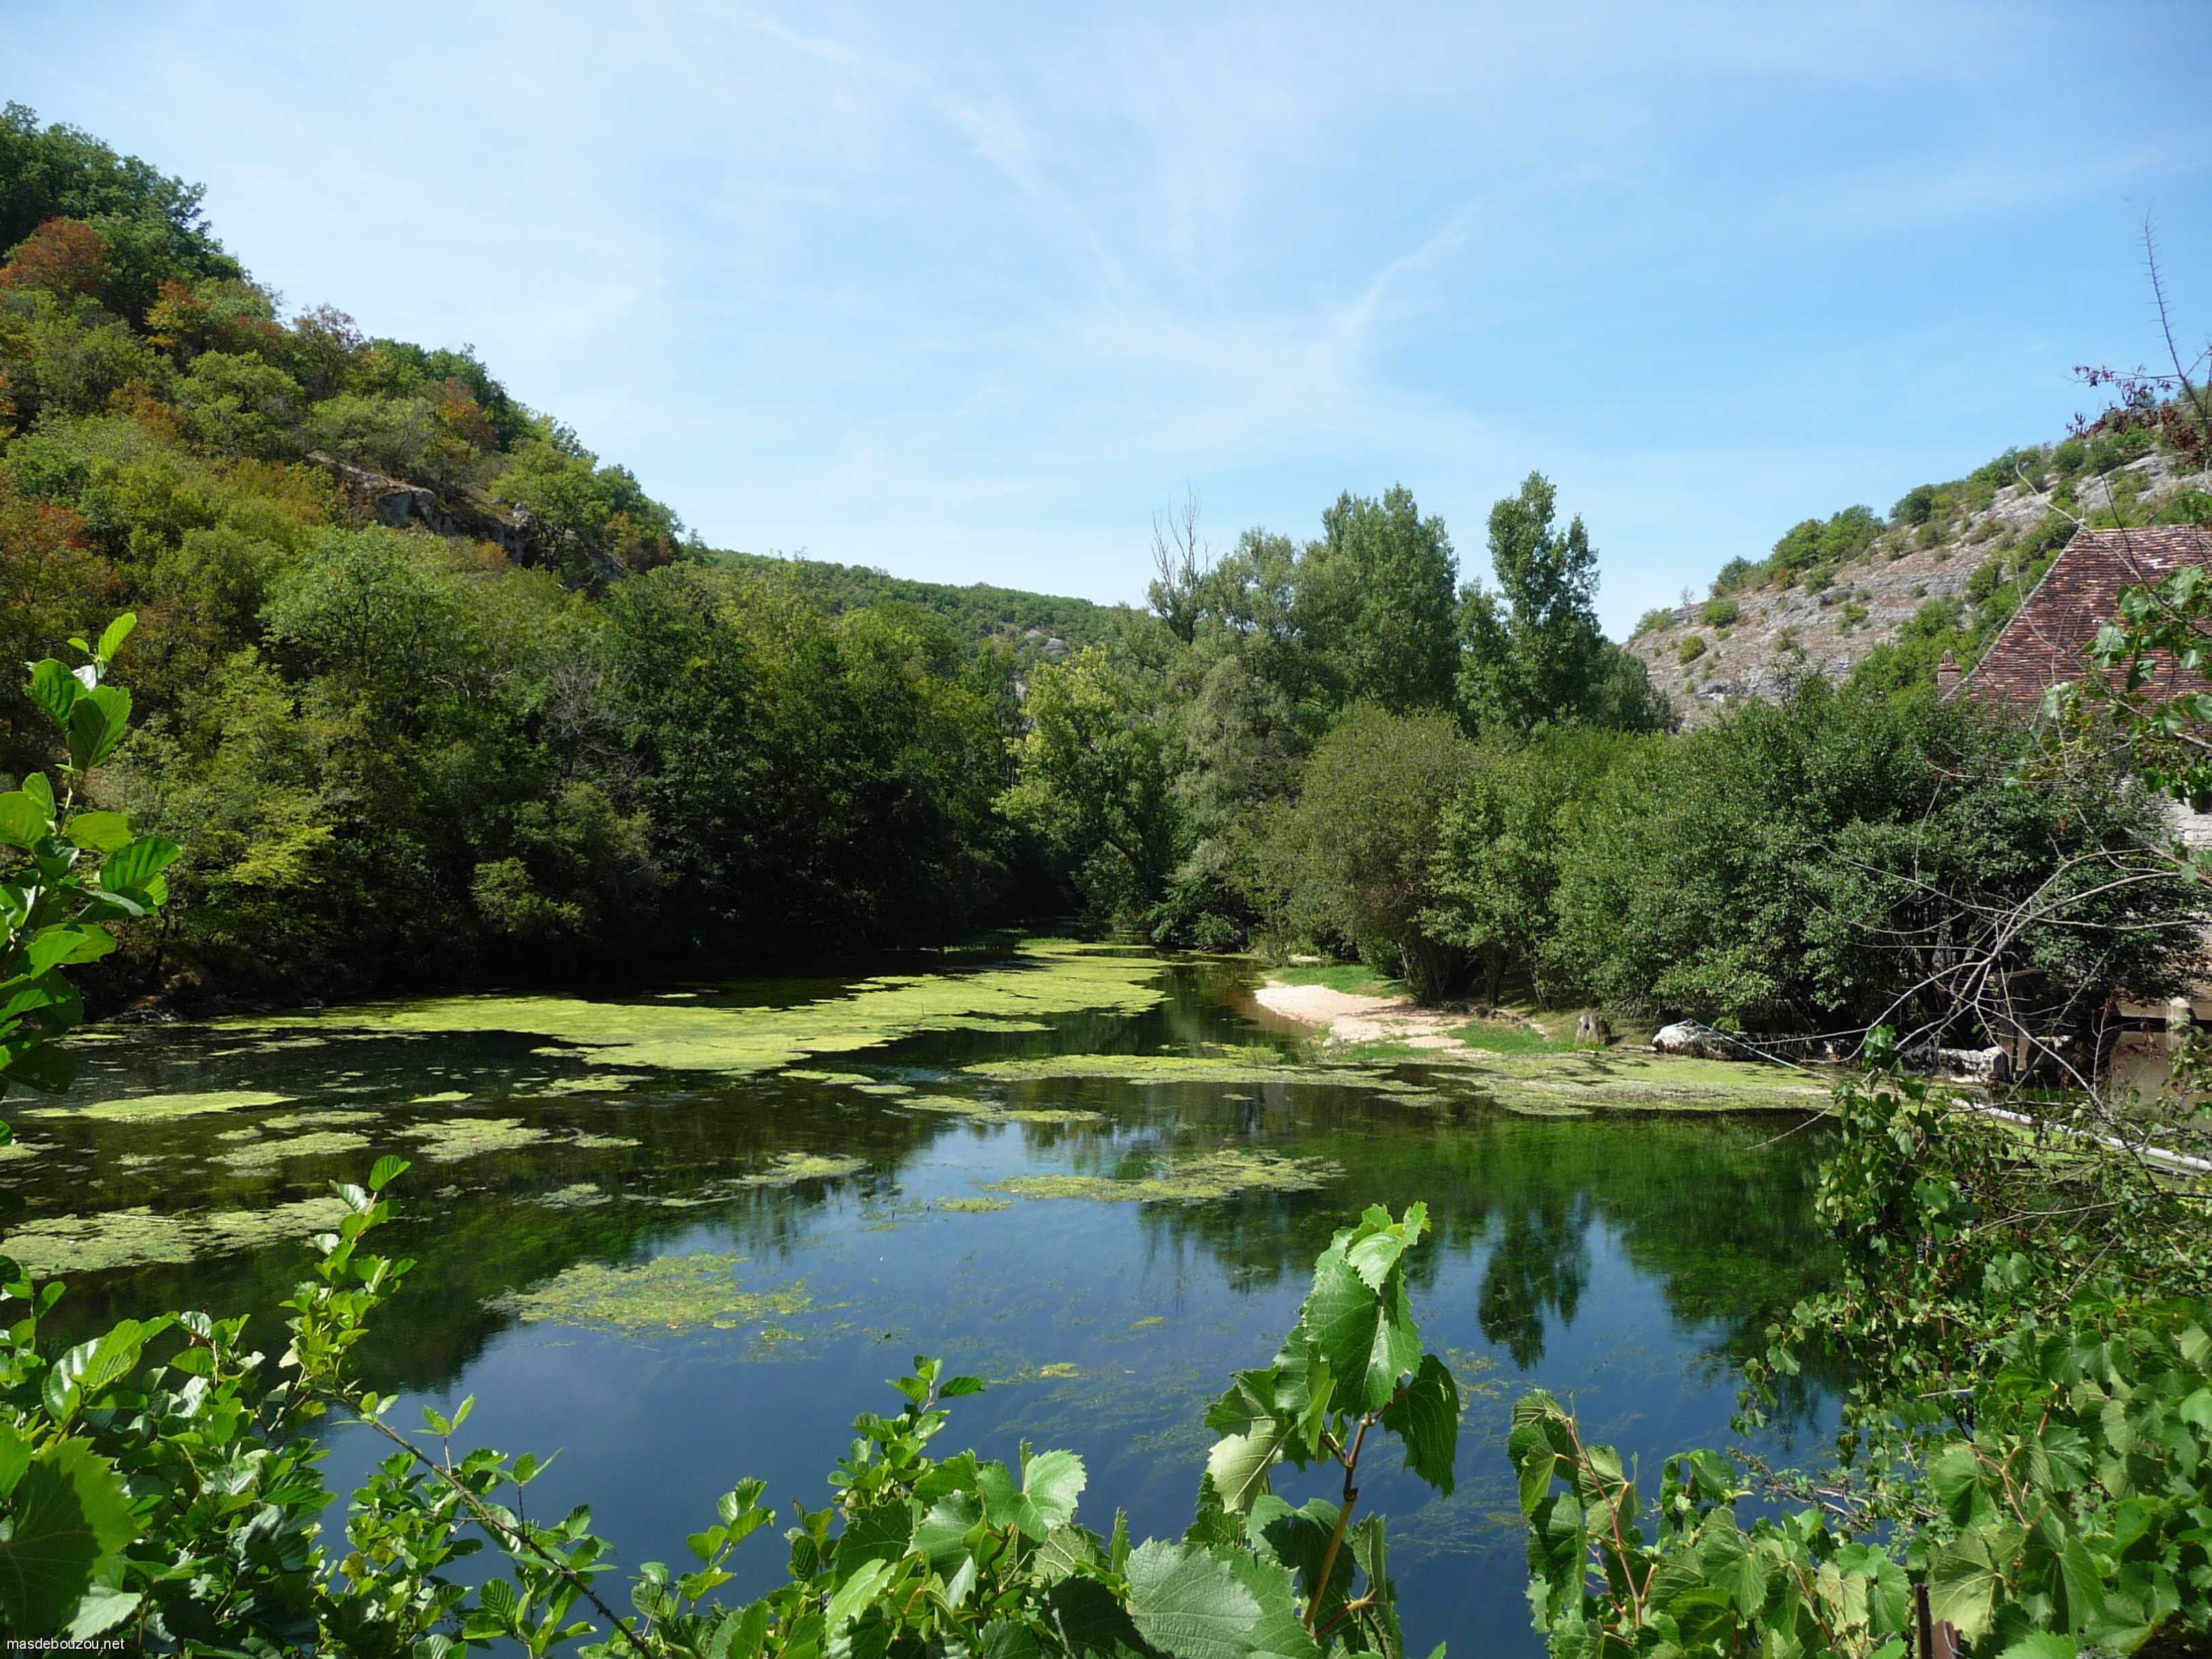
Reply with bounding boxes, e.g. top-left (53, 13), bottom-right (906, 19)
top-left (1251, 979), bottom-right (1469, 1048)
